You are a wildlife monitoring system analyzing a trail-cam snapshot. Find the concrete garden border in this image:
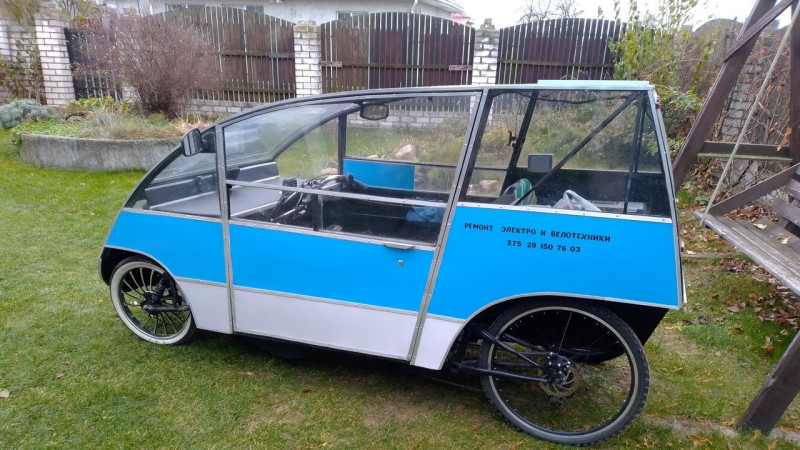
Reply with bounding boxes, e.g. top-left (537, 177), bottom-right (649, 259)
top-left (19, 134), bottom-right (178, 171)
